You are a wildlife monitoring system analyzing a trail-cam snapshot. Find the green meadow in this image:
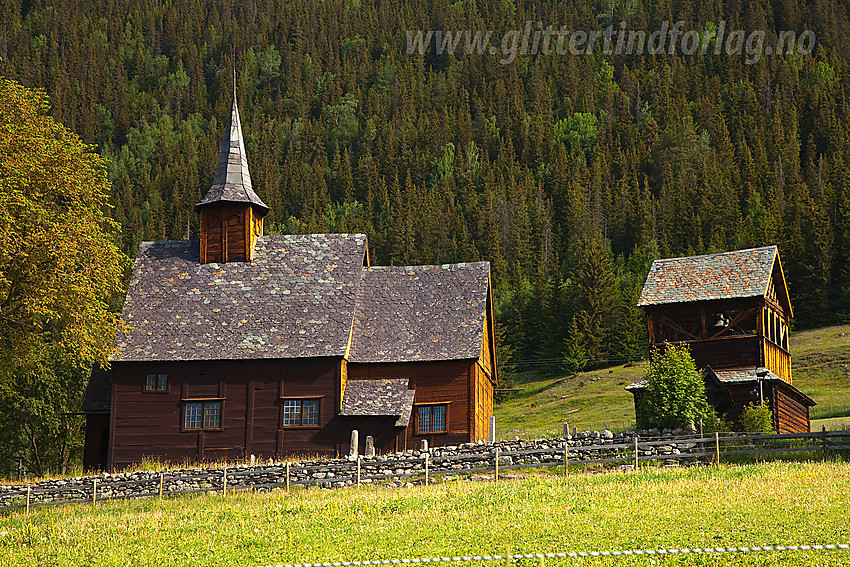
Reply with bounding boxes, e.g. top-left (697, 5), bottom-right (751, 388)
top-left (1, 462), bottom-right (849, 566)
top-left (496, 324), bottom-right (850, 438)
